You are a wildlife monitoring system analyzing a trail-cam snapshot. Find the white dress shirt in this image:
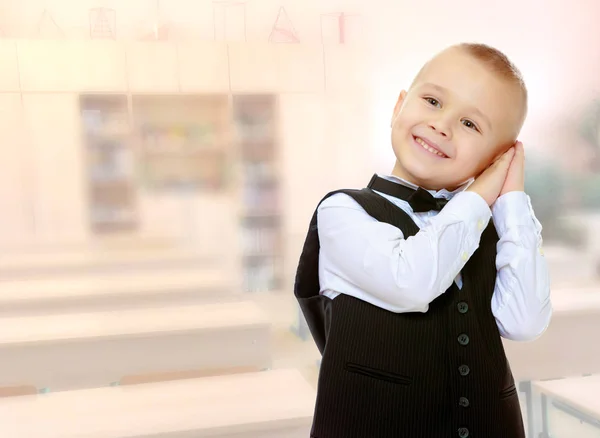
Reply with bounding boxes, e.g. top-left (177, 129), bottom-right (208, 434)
top-left (317, 174), bottom-right (552, 342)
